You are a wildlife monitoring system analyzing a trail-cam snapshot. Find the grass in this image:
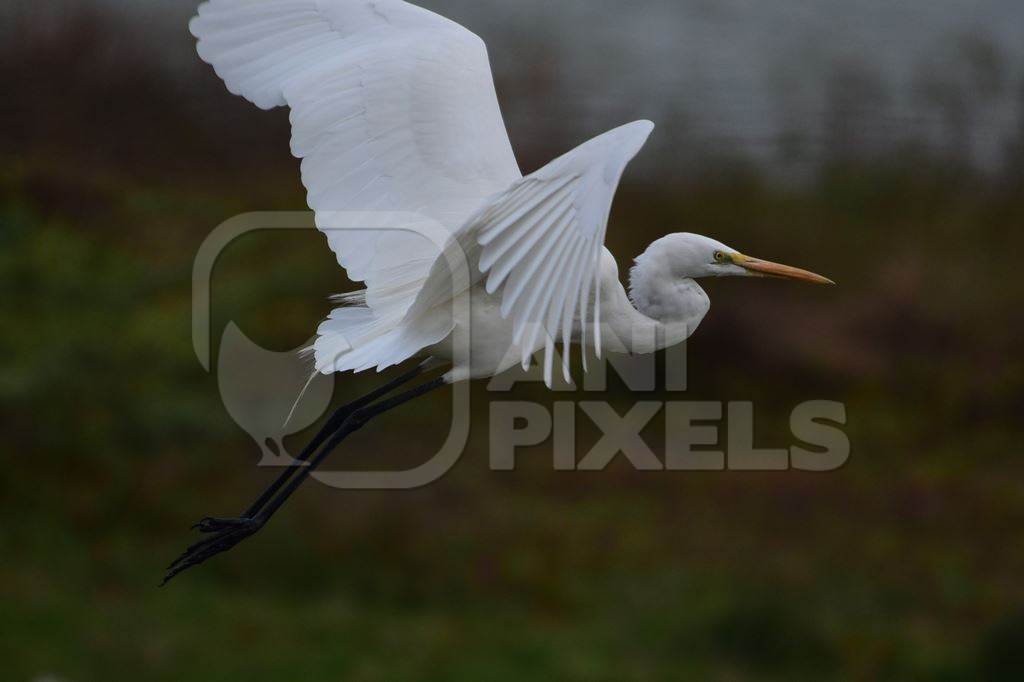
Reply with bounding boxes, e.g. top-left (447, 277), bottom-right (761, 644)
top-left (2, 109), bottom-right (1024, 679)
